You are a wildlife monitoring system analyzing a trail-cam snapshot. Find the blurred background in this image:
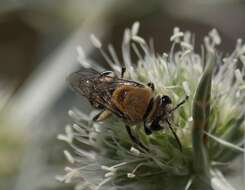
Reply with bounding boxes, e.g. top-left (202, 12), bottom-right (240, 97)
top-left (0, 0), bottom-right (244, 190)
